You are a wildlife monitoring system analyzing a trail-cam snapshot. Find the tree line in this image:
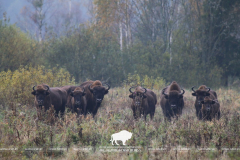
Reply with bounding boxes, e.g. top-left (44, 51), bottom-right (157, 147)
top-left (0, 0), bottom-right (240, 88)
